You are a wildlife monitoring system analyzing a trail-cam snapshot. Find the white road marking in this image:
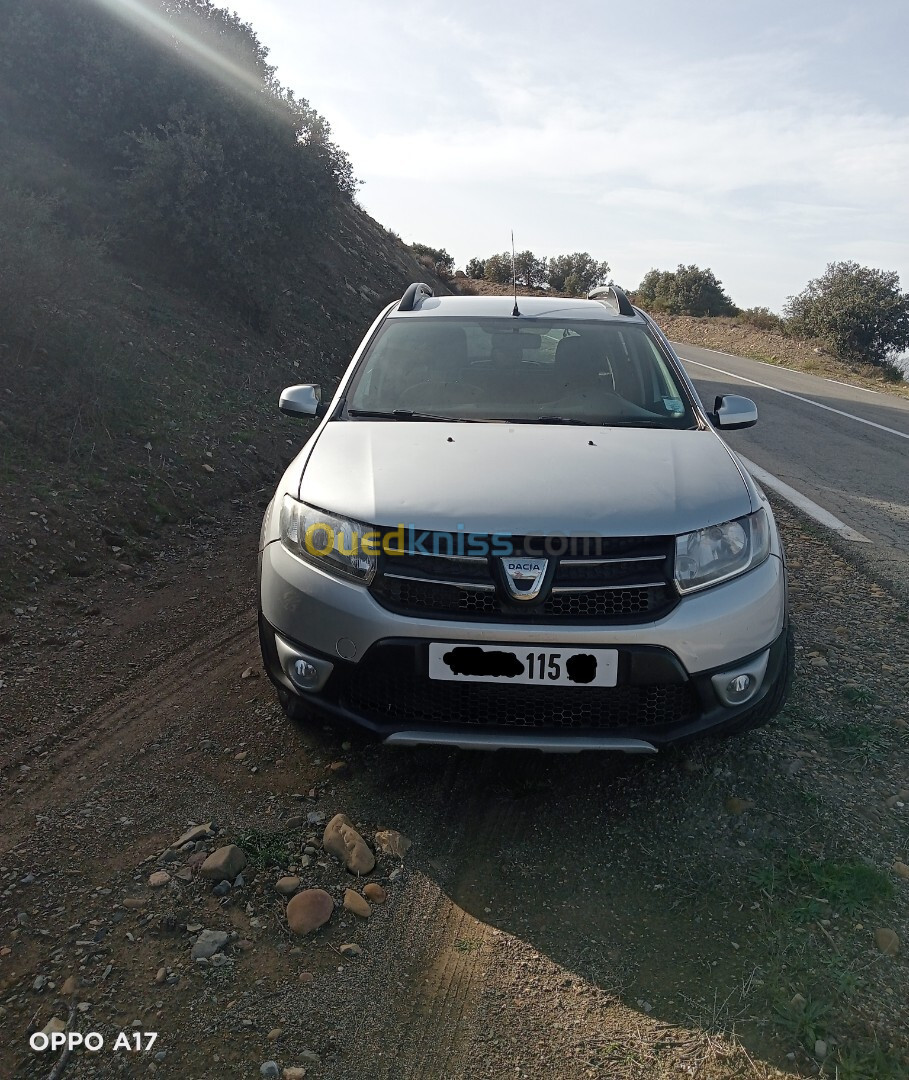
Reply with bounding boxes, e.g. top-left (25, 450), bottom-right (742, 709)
top-left (736, 455), bottom-right (872, 543)
top-left (679, 356), bottom-right (909, 440)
